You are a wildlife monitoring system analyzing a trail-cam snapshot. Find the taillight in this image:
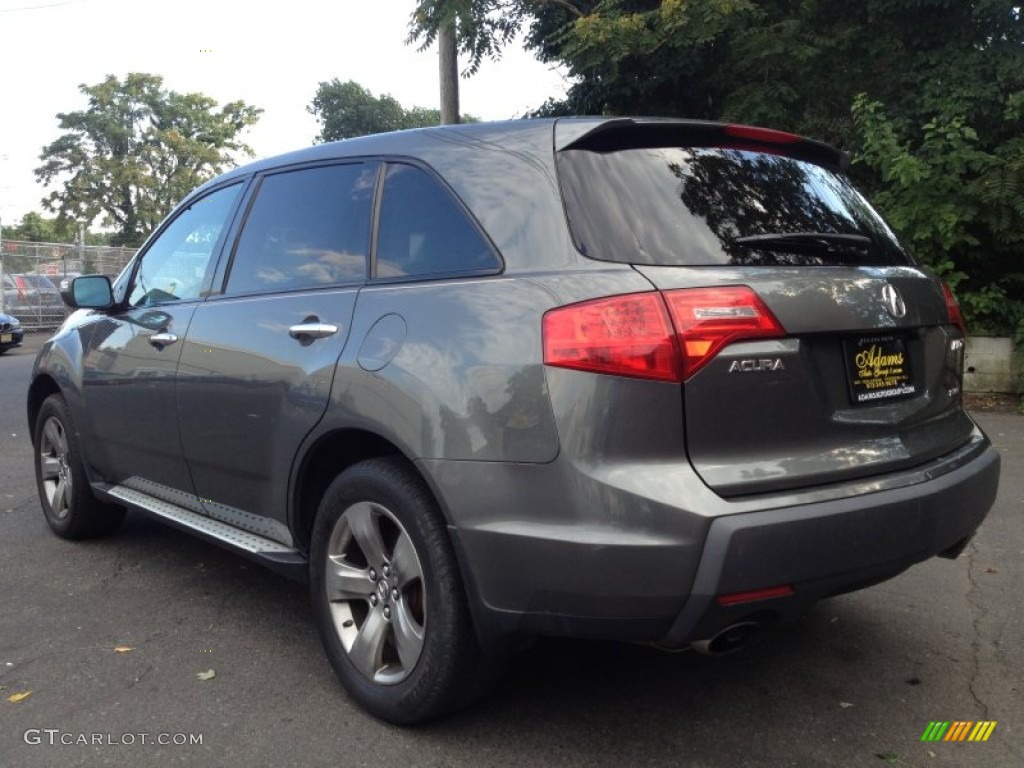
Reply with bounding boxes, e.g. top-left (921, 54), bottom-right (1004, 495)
top-left (662, 287), bottom-right (785, 379)
top-left (542, 292), bottom-right (679, 381)
top-left (543, 286), bottom-right (786, 382)
top-left (941, 283), bottom-right (967, 336)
